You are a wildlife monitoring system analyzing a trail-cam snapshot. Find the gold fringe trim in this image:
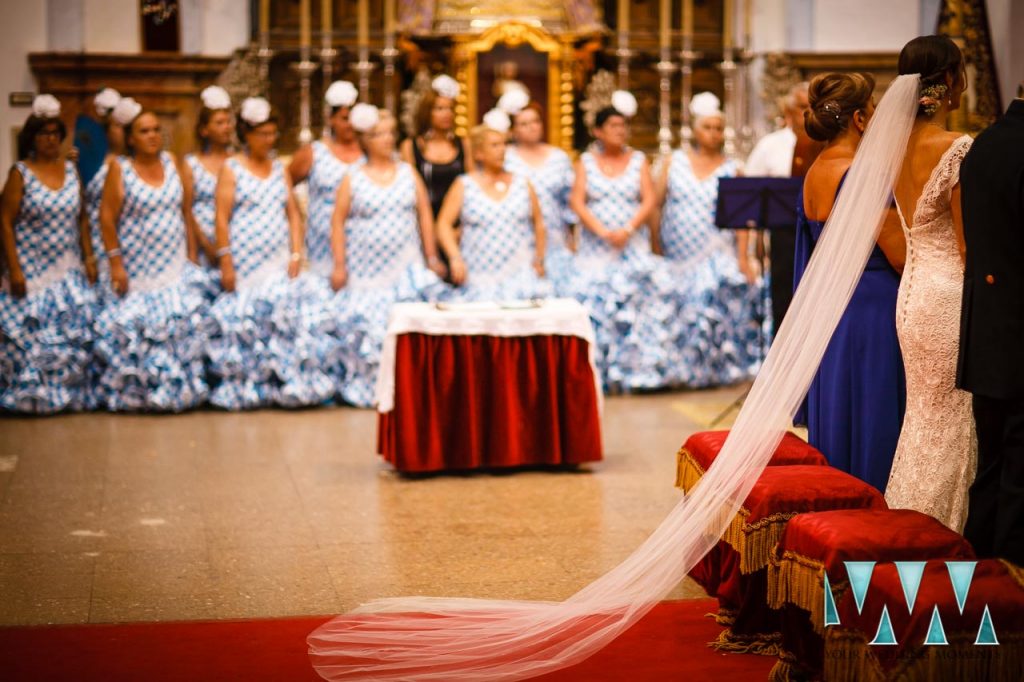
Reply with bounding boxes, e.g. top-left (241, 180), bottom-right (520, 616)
top-left (709, 627), bottom-right (782, 656)
top-left (705, 607), bottom-right (737, 626)
top-left (1000, 558), bottom-right (1024, 592)
top-left (767, 549), bottom-right (848, 634)
top-left (726, 511), bottom-right (799, 574)
top-left (674, 447), bottom-right (705, 492)
top-left (768, 660), bottom-right (793, 682)
top-left (675, 446), bottom-right (801, 575)
top-left (824, 629), bottom-right (1024, 682)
